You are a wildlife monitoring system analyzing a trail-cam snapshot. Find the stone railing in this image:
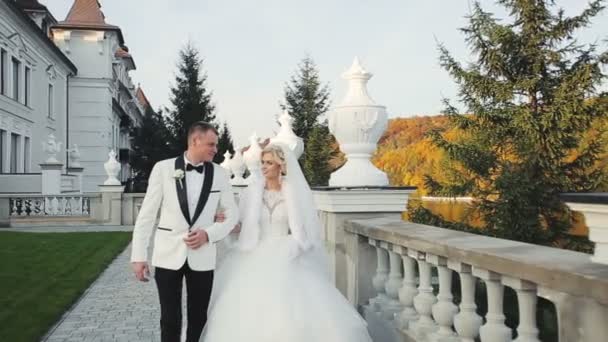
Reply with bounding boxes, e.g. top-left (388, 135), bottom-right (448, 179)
top-left (343, 217), bottom-right (608, 342)
top-left (8, 195), bottom-right (94, 217)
